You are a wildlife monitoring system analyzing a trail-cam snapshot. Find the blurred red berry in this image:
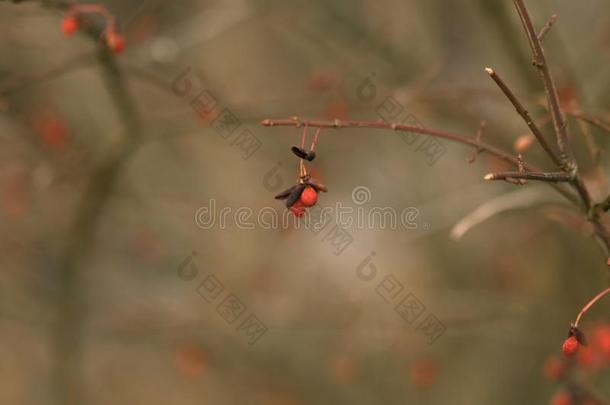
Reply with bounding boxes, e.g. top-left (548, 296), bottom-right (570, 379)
top-left (299, 187), bottom-right (317, 207)
top-left (325, 100), bottom-right (348, 120)
top-left (577, 345), bottom-right (599, 372)
top-left (308, 72), bottom-right (337, 92)
top-left (328, 354), bottom-right (358, 384)
top-left (174, 344), bottom-right (206, 378)
top-left (550, 390), bottom-right (572, 405)
top-left (32, 110), bottom-right (69, 150)
top-left (106, 31), bottom-right (126, 54)
top-left (543, 355), bottom-right (565, 380)
top-left (592, 324), bottom-right (610, 359)
top-left (290, 202), bottom-right (305, 217)
top-left (563, 336), bottom-right (579, 357)
top-left (409, 358), bottom-right (438, 389)
top-left (61, 16), bottom-right (79, 36)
